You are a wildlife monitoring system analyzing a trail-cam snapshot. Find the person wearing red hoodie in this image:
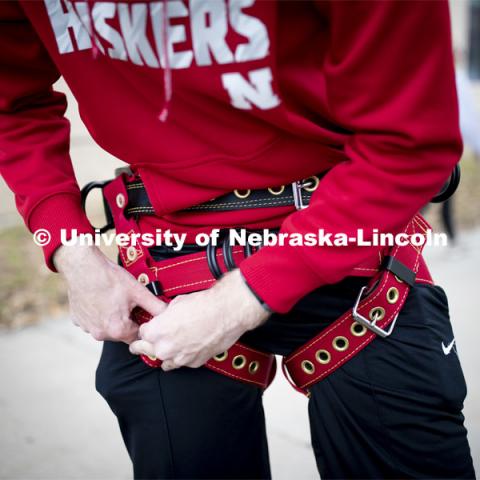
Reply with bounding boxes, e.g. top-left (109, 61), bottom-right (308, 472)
top-left (0, 1), bottom-right (475, 478)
